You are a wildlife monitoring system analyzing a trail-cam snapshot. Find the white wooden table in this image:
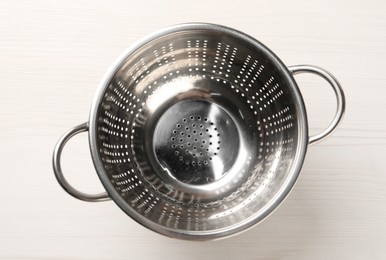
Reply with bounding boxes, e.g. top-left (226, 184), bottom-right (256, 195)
top-left (1, 0), bottom-right (385, 259)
